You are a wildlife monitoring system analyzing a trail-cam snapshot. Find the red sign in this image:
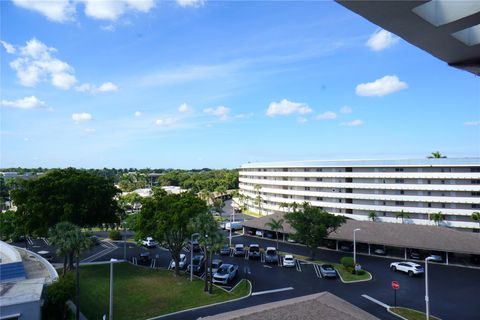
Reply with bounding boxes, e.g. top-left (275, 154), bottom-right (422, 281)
top-left (391, 281), bottom-right (400, 290)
